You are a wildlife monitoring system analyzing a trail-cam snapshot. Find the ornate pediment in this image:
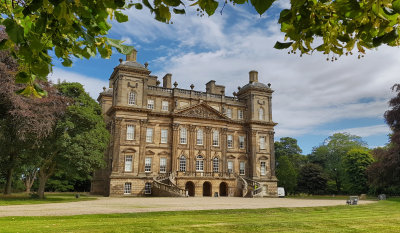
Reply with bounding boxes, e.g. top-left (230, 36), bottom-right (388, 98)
top-left (176, 103), bottom-right (229, 120)
top-left (145, 150), bottom-right (155, 155)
